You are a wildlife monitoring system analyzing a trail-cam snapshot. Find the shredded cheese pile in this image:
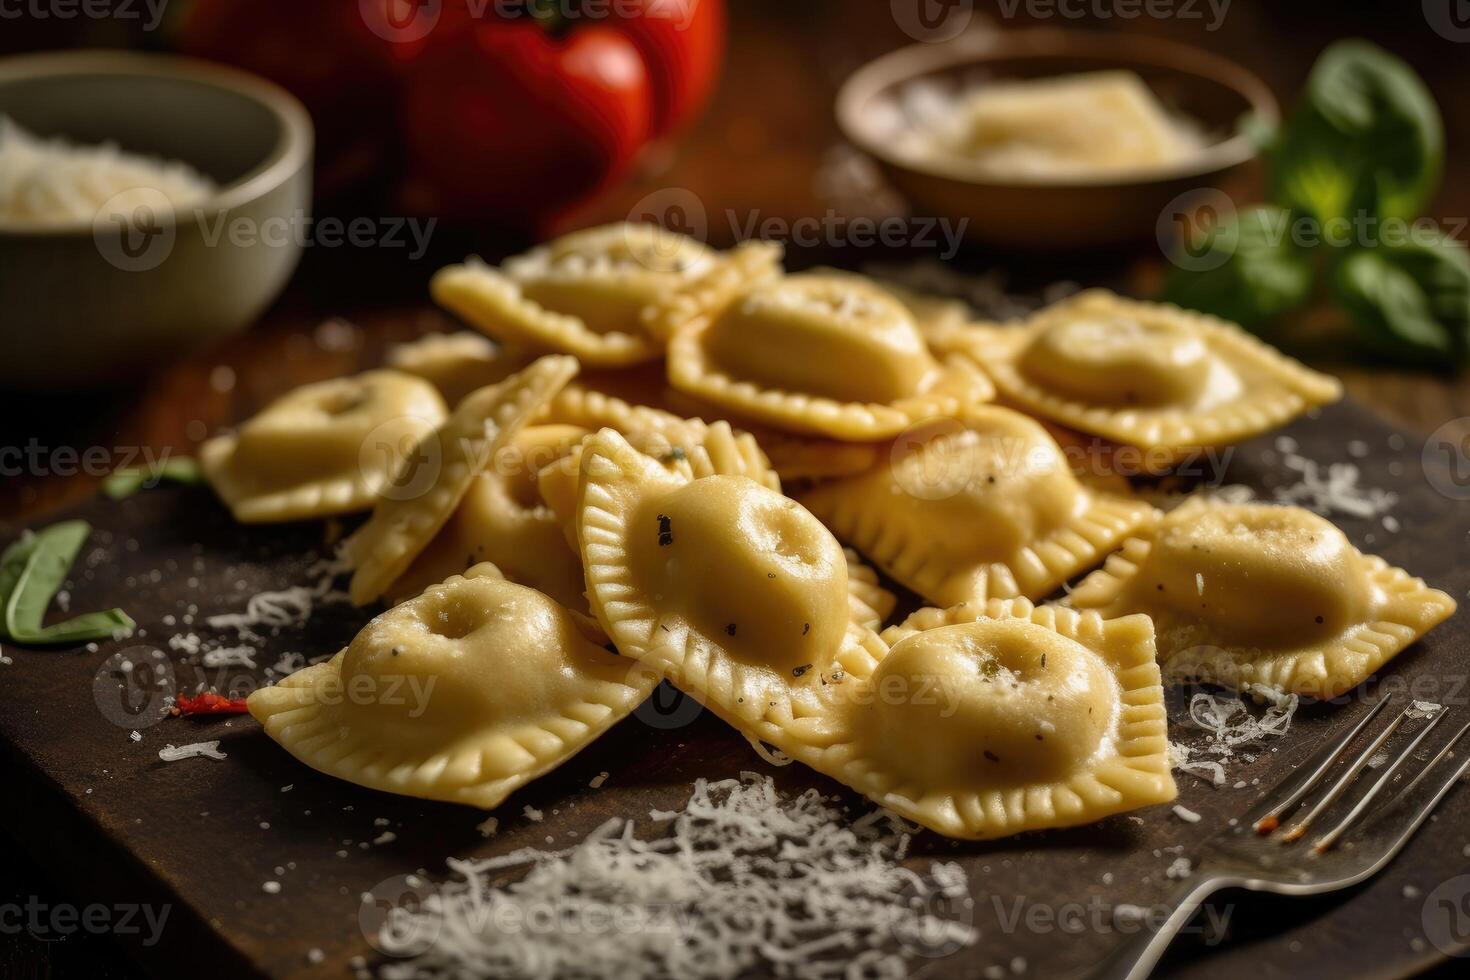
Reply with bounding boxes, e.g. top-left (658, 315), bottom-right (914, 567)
top-left (374, 773), bottom-right (976, 980)
top-left (0, 115), bottom-right (216, 228)
top-left (1169, 686), bottom-right (1299, 788)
